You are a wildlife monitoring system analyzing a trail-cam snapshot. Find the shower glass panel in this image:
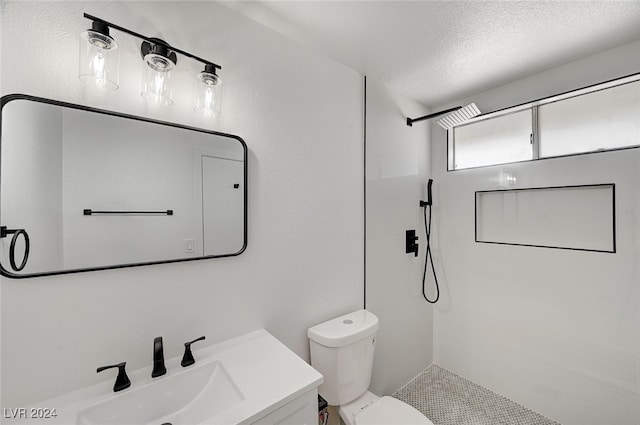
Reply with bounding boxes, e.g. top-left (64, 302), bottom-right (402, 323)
top-left (452, 109), bottom-right (532, 170)
top-left (539, 80), bottom-right (640, 158)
